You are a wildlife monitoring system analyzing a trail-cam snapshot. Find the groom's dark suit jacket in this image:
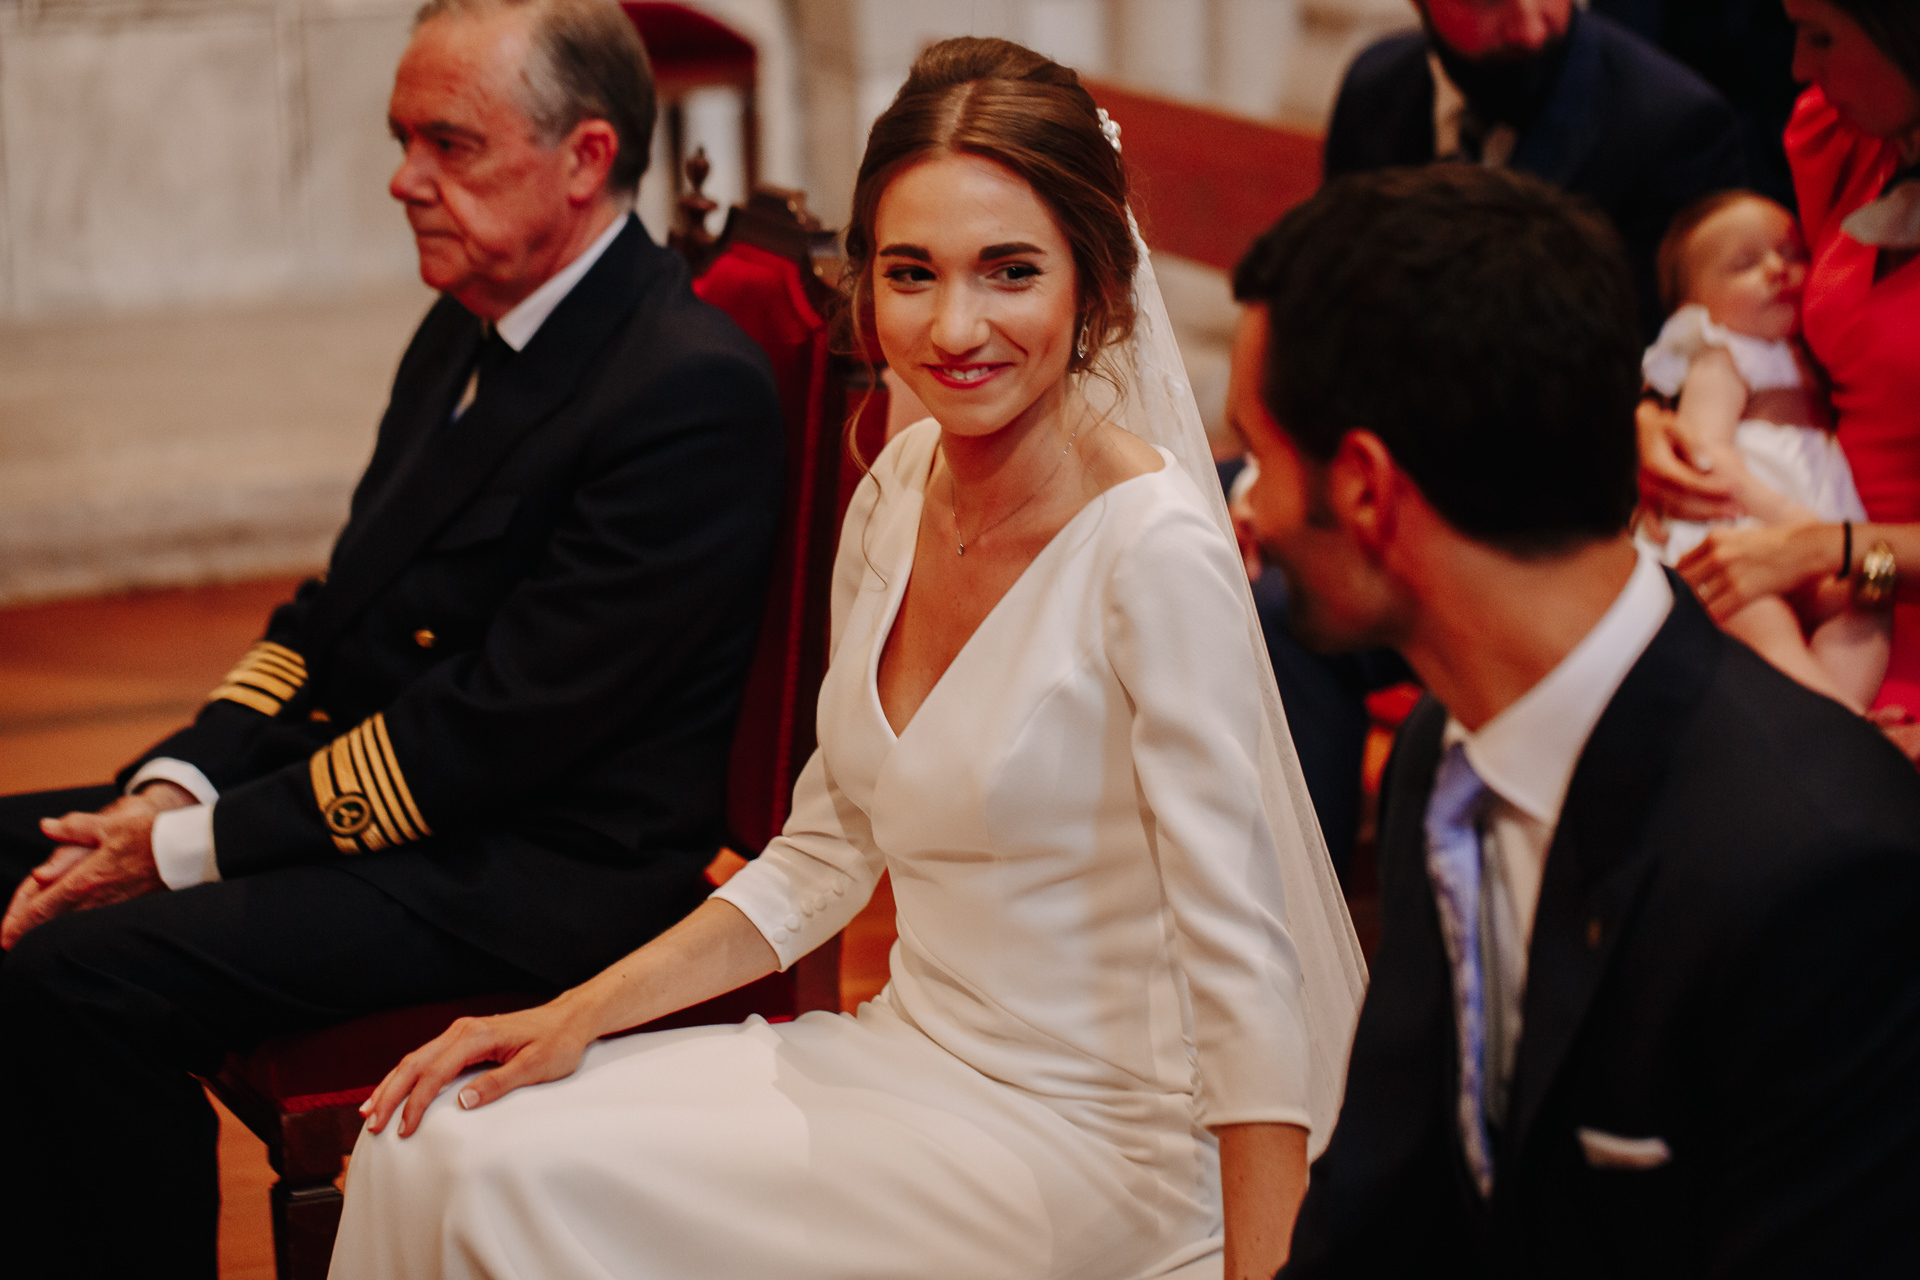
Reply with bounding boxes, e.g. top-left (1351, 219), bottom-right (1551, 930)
top-left (122, 215), bottom-right (785, 984)
top-left (1284, 584), bottom-right (1920, 1278)
top-left (1323, 10), bottom-right (1744, 336)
